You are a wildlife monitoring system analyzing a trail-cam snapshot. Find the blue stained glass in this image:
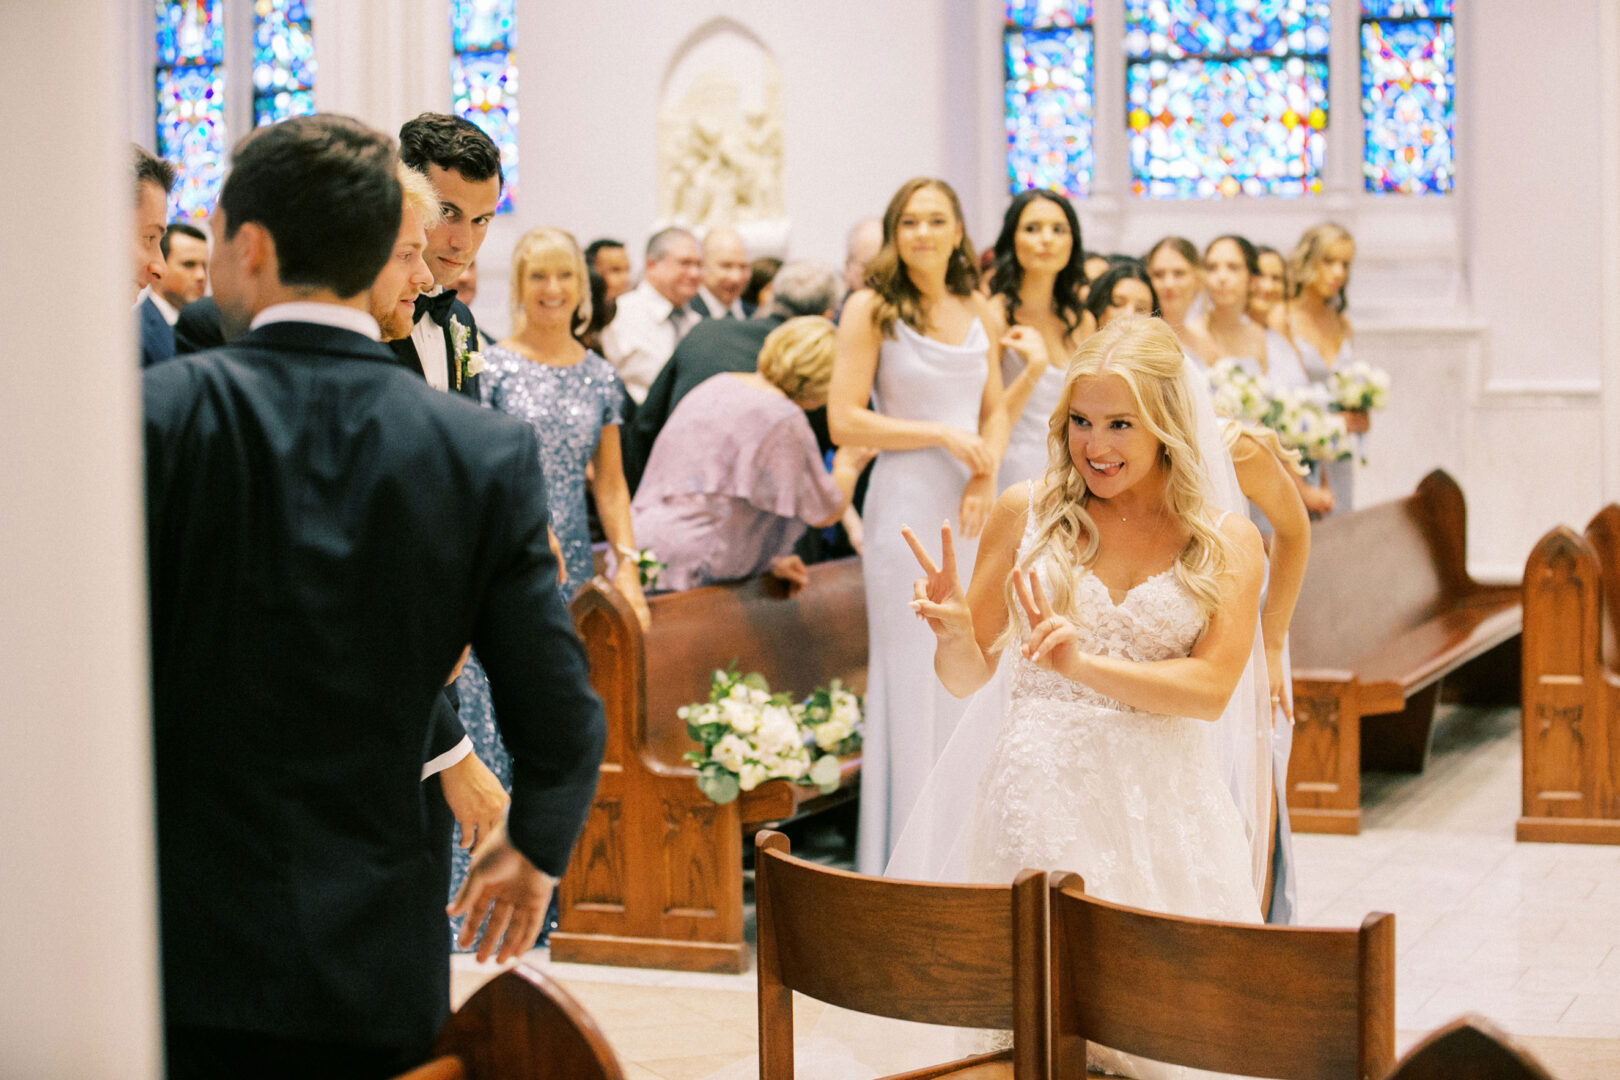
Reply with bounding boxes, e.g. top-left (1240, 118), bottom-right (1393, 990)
top-left (156, 0), bottom-right (224, 67)
top-left (452, 51), bottom-right (518, 214)
top-left (451, 0), bottom-right (514, 53)
top-left (157, 65), bottom-right (227, 219)
top-left (1361, 0), bottom-right (1450, 17)
top-left (1005, 27), bottom-right (1095, 197)
top-left (1006, 0), bottom-right (1094, 29)
top-left (1124, 0), bottom-right (1330, 60)
top-left (253, 0), bottom-right (316, 128)
top-left (1126, 56), bottom-right (1327, 198)
top-left (1362, 18), bottom-right (1453, 194)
